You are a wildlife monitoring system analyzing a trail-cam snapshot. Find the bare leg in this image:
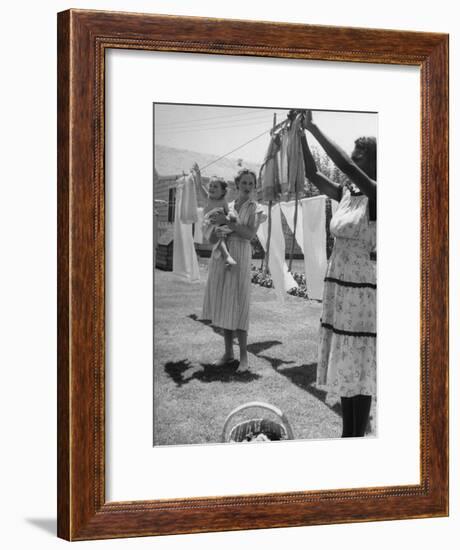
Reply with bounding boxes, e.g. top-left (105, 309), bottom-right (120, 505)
top-left (217, 238), bottom-right (237, 267)
top-left (224, 329), bottom-right (234, 358)
top-left (213, 329), bottom-right (234, 366)
top-left (236, 329), bottom-right (249, 371)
